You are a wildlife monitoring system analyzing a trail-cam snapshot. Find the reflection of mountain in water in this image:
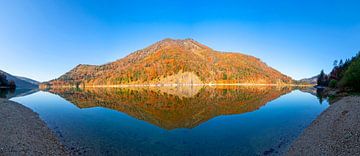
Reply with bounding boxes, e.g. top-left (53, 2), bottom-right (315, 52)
top-left (49, 86), bottom-right (294, 130)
